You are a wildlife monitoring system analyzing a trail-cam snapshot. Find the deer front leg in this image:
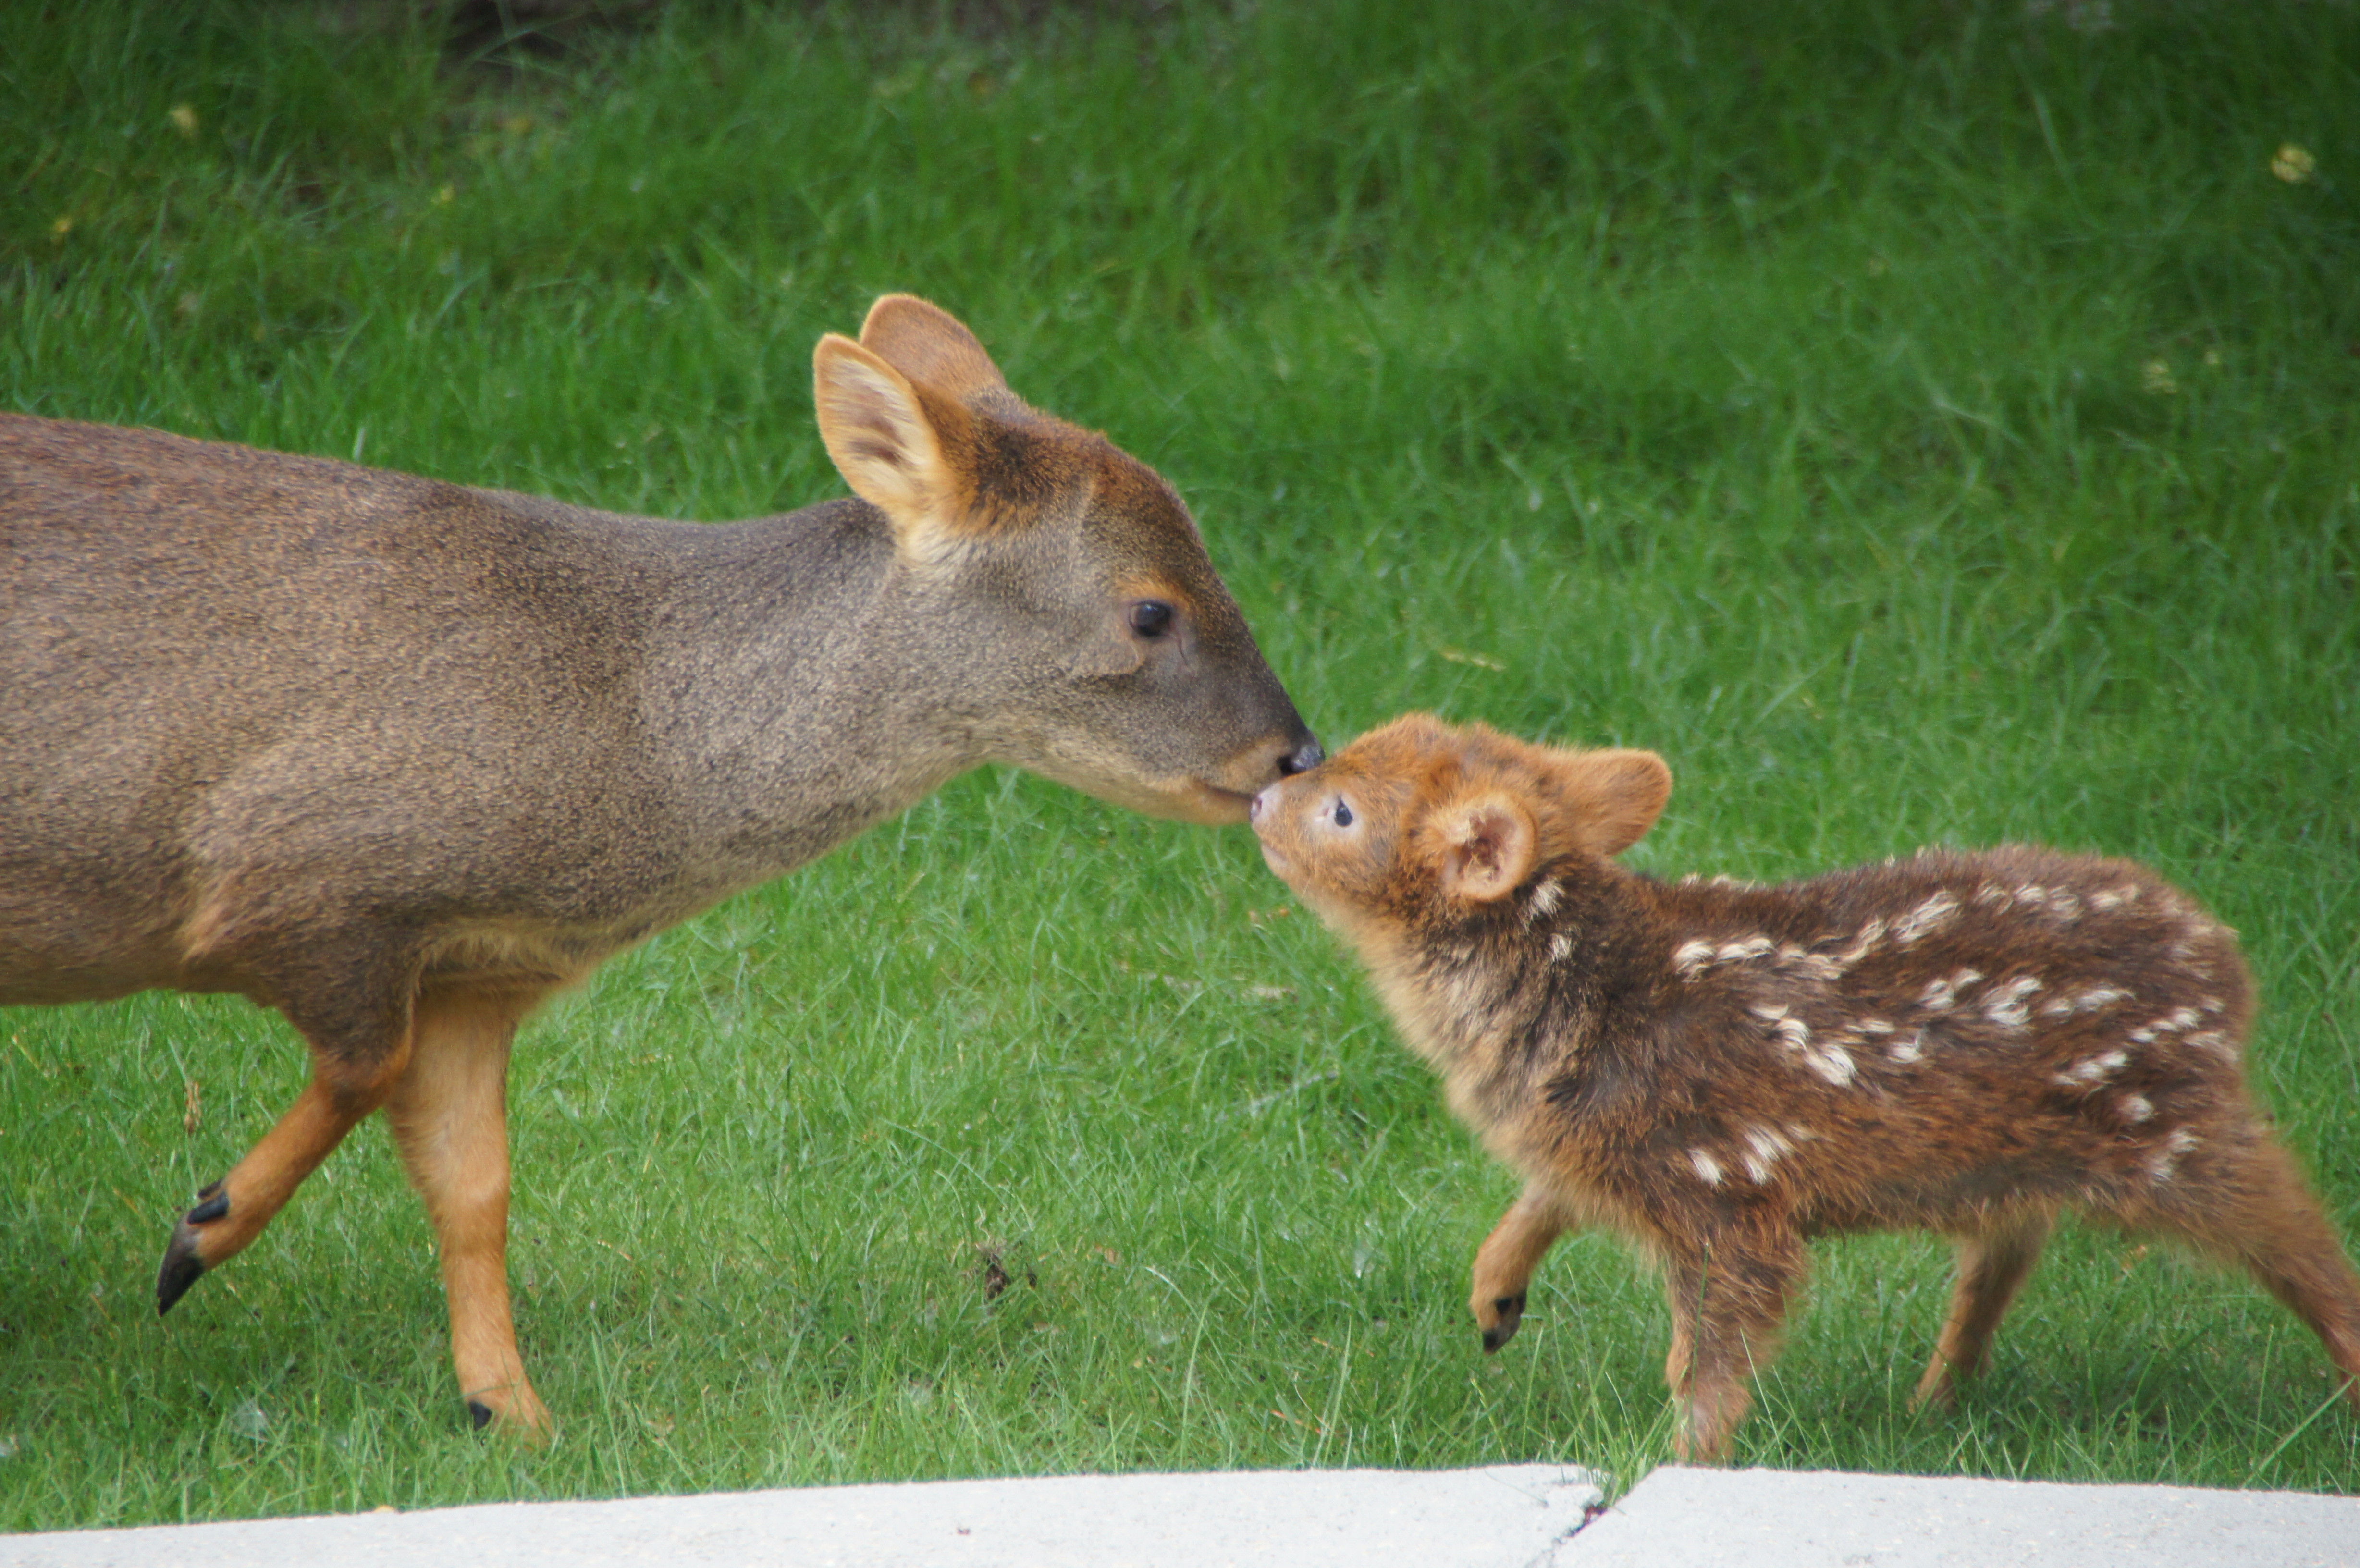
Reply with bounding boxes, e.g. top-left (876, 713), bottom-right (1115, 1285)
top-left (1471, 1187), bottom-right (1570, 1352)
top-left (385, 991), bottom-right (551, 1439)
